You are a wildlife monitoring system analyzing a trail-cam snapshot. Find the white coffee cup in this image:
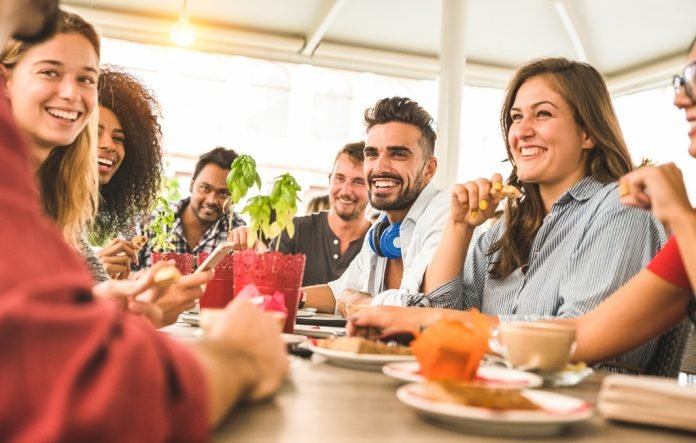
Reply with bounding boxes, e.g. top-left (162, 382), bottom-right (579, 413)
top-left (489, 322), bottom-right (576, 373)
